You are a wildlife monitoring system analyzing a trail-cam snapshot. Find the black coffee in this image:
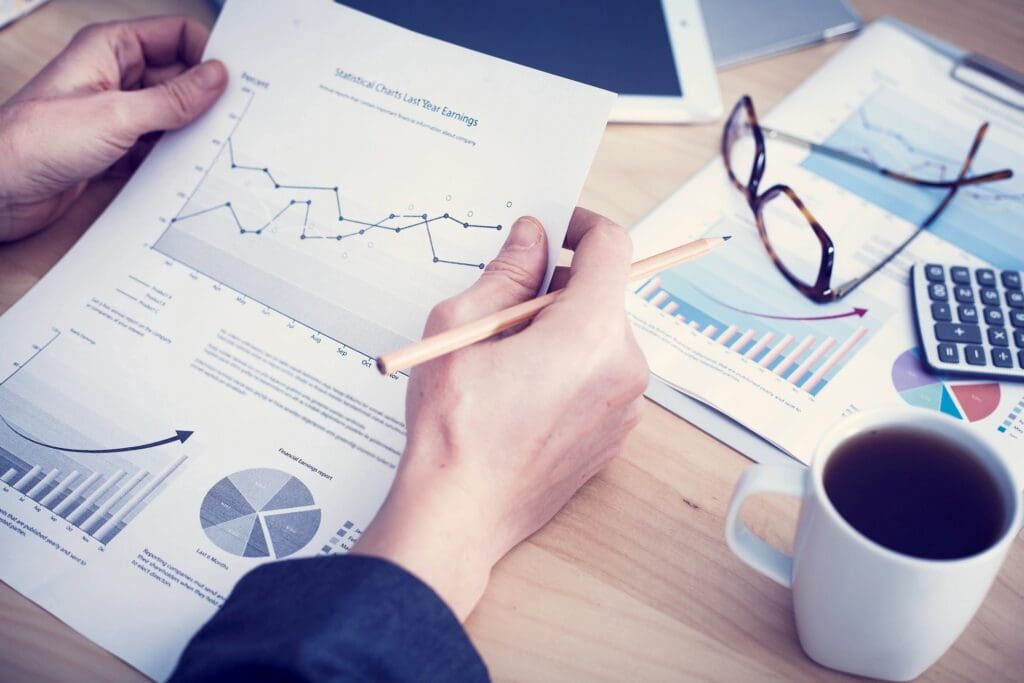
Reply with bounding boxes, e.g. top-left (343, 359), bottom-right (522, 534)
top-left (824, 427), bottom-right (1007, 560)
